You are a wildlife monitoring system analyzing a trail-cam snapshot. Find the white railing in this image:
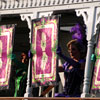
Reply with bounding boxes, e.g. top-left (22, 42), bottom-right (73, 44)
top-left (0, 0), bottom-right (99, 9)
top-left (38, 81), bottom-right (63, 97)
